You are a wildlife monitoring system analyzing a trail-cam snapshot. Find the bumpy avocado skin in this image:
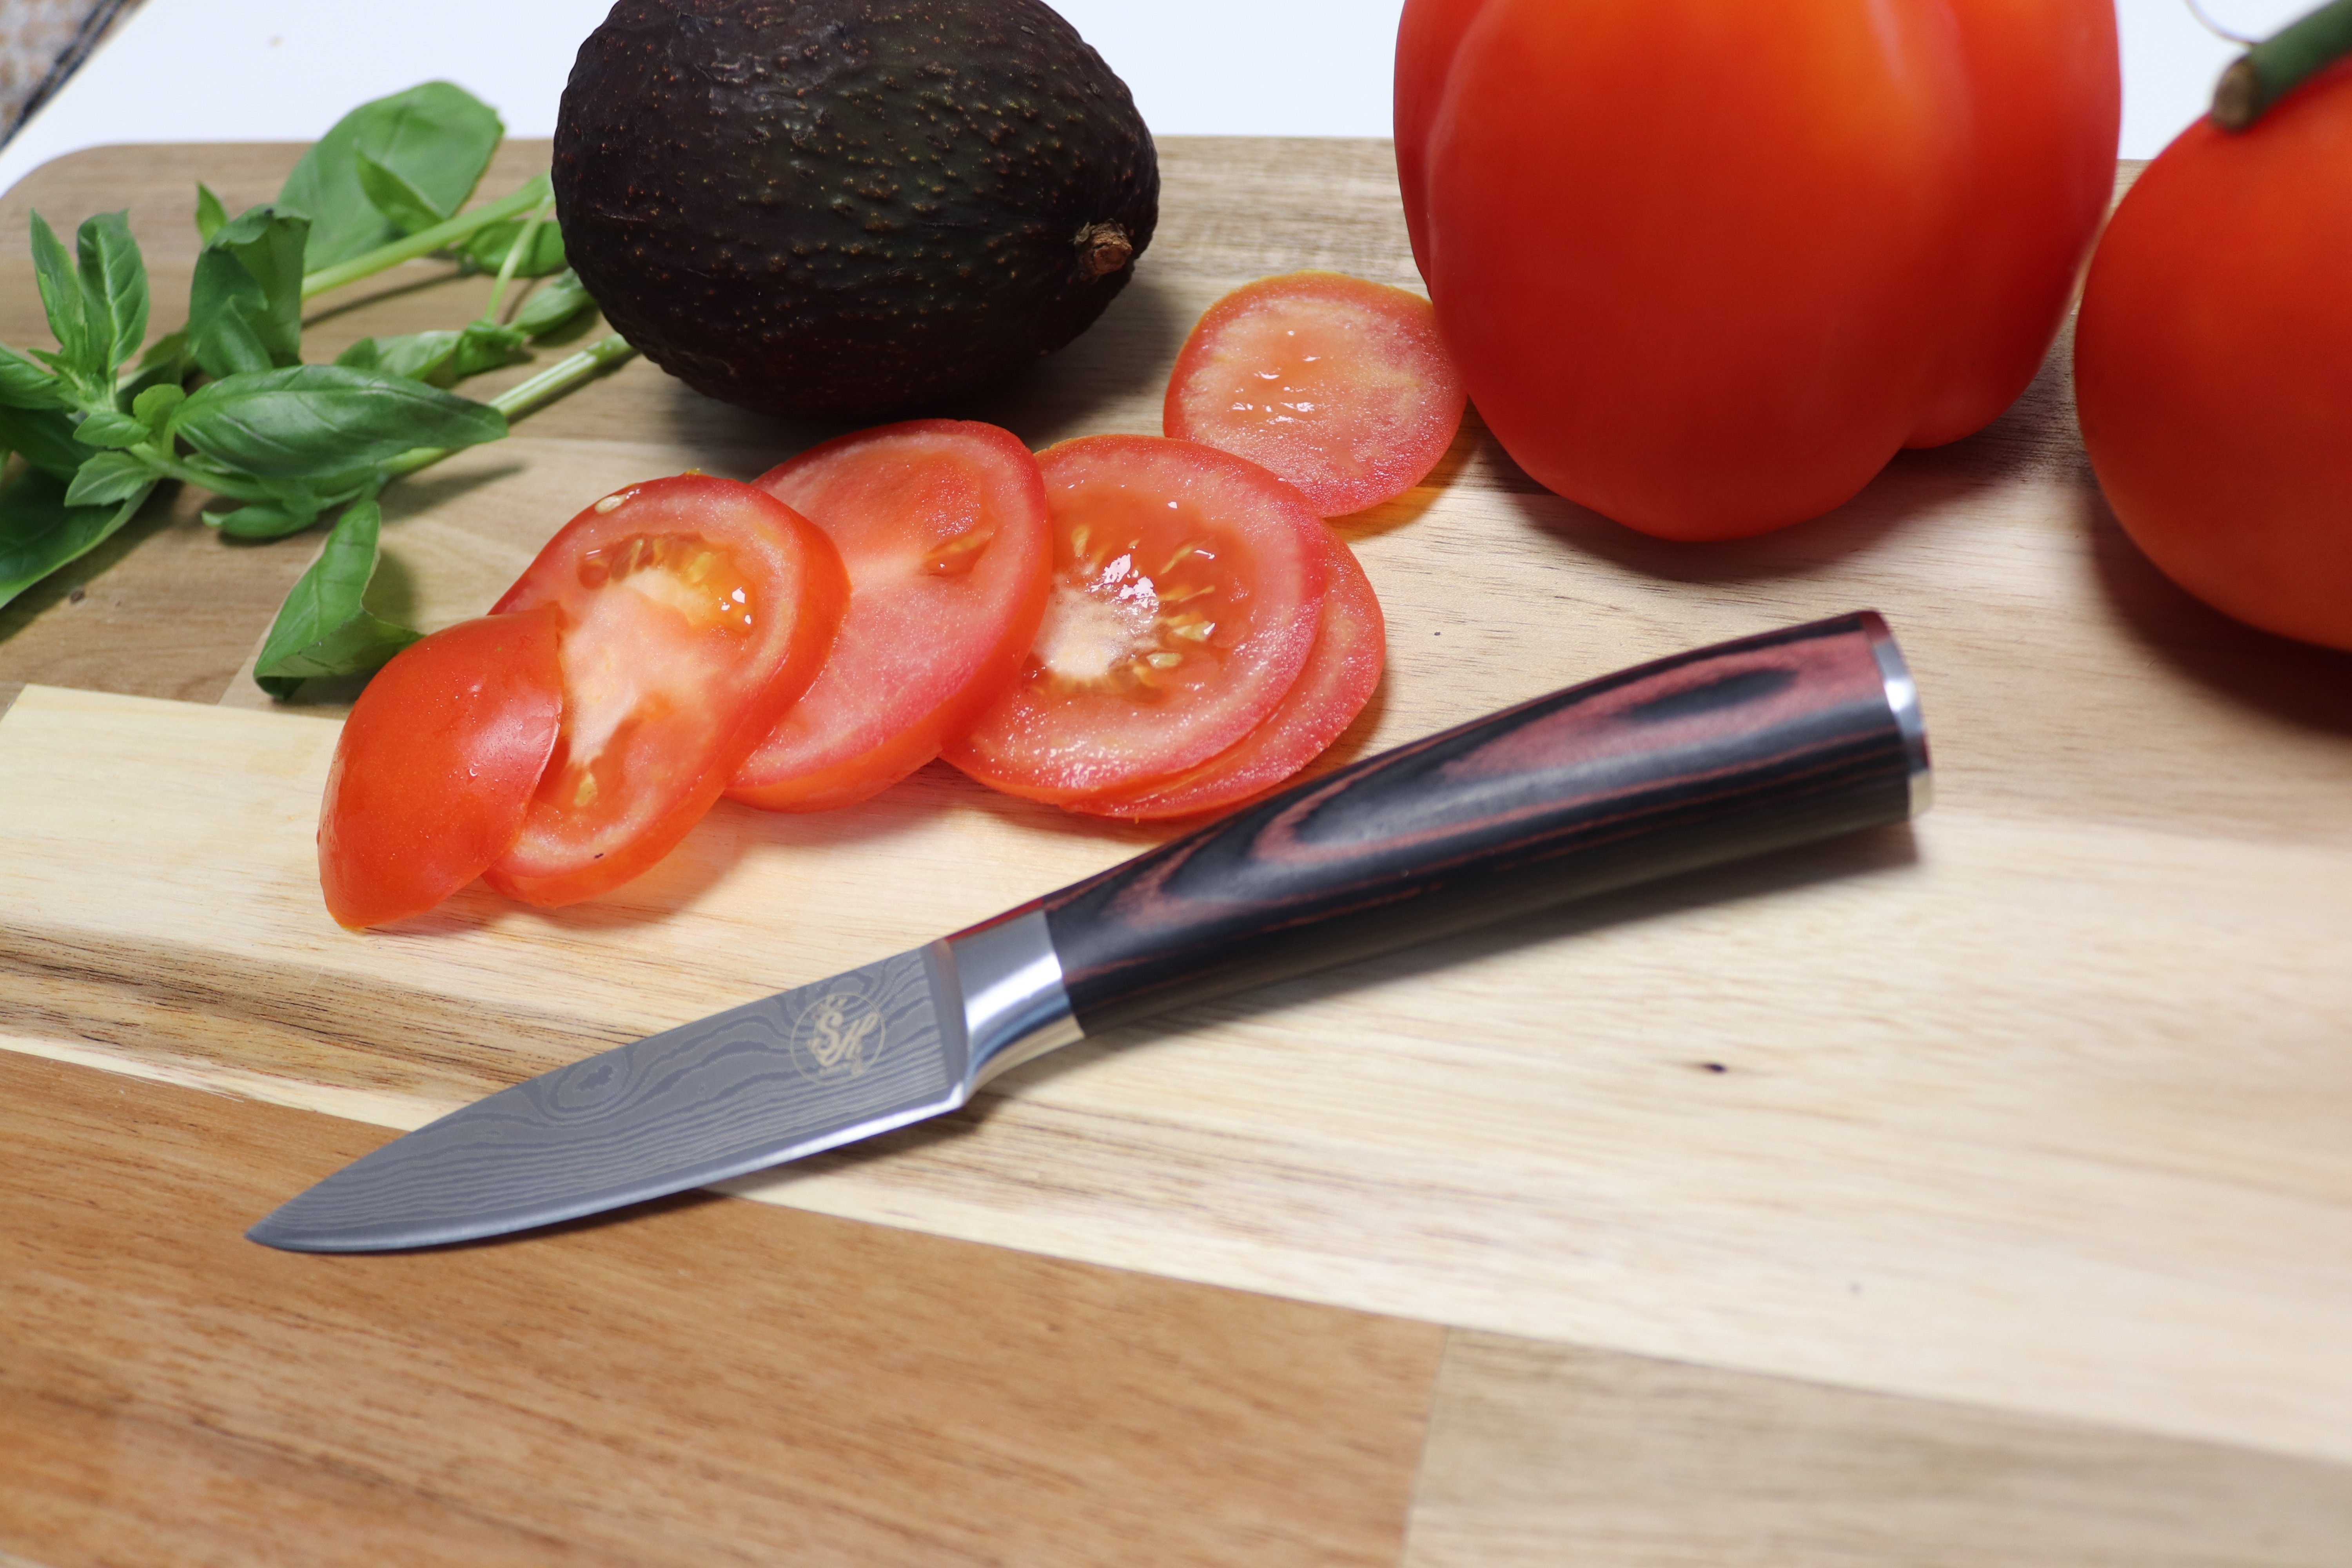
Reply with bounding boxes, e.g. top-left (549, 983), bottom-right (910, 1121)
top-left (554, 0), bottom-right (1159, 421)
